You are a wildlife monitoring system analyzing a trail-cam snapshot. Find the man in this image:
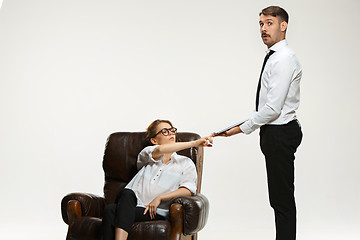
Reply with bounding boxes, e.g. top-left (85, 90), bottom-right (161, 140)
top-left (217, 6), bottom-right (303, 240)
